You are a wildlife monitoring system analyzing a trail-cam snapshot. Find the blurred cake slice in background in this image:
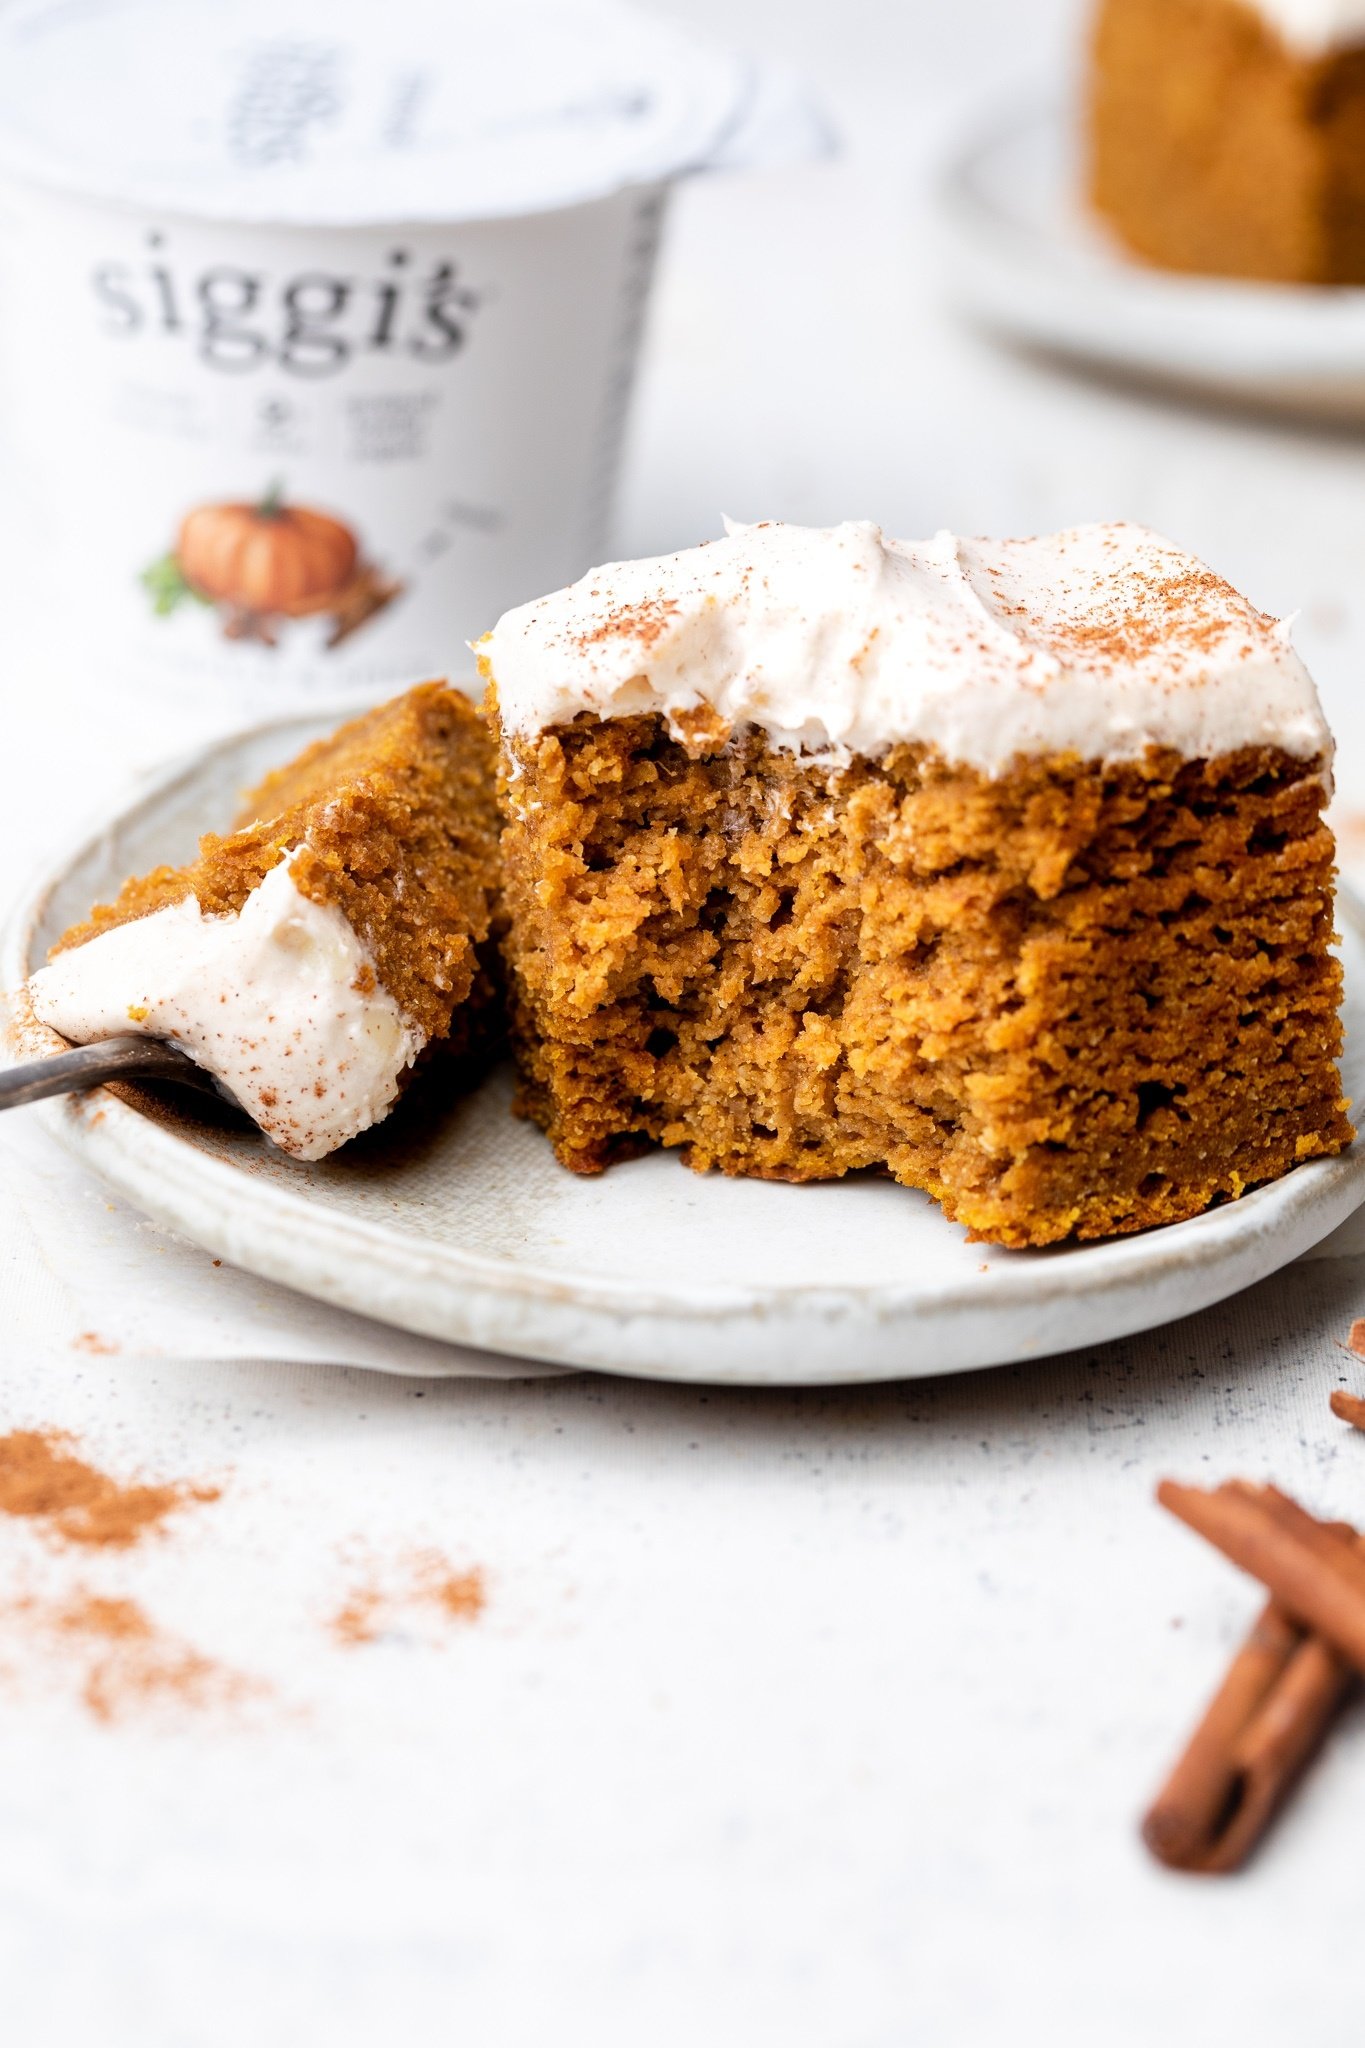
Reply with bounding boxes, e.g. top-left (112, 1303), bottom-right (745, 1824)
top-left (27, 684), bottom-right (501, 1161)
top-left (479, 518), bottom-right (1352, 1248)
top-left (1089, 0), bottom-right (1365, 281)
